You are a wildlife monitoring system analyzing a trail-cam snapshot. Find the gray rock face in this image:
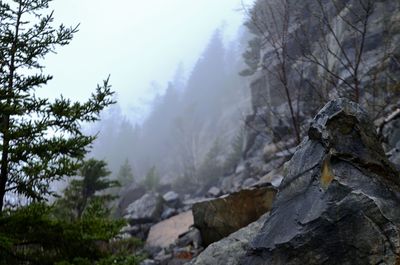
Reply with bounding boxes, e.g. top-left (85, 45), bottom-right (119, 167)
top-left (189, 213), bottom-right (269, 265)
top-left (241, 99), bottom-right (400, 265)
top-left (193, 186), bottom-right (277, 246)
top-left (125, 192), bottom-right (163, 224)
